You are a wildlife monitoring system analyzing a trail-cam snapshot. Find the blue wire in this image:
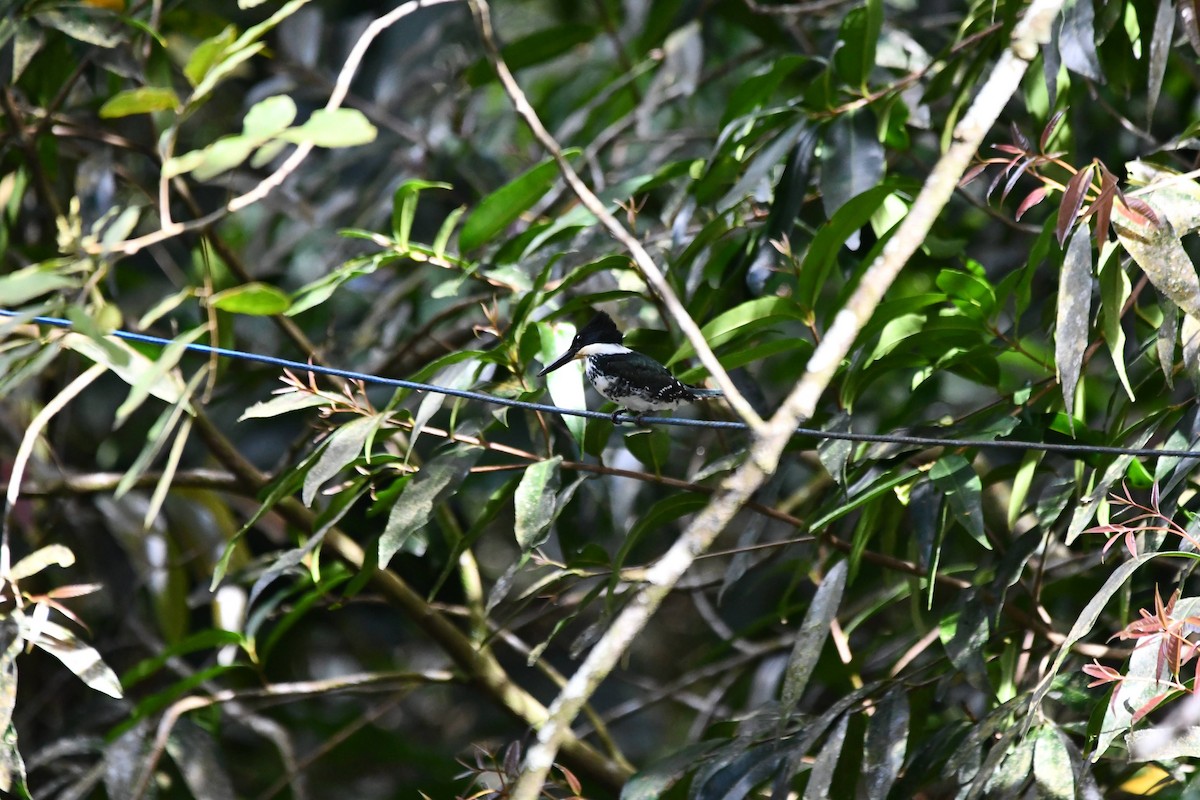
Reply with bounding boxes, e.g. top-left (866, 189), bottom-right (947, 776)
top-left (4, 310), bottom-right (1199, 461)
